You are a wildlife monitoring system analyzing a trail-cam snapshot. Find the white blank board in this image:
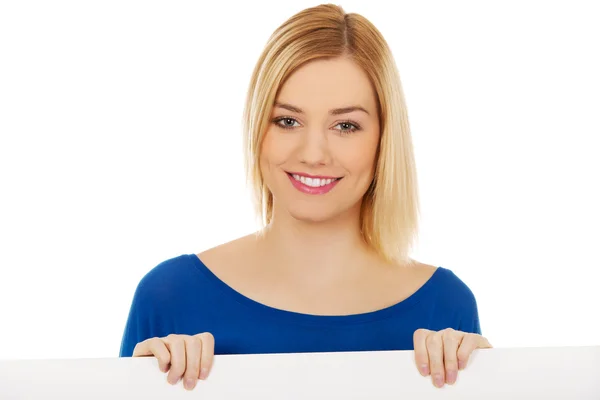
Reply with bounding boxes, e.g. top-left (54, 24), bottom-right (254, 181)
top-left (1, 346), bottom-right (599, 399)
